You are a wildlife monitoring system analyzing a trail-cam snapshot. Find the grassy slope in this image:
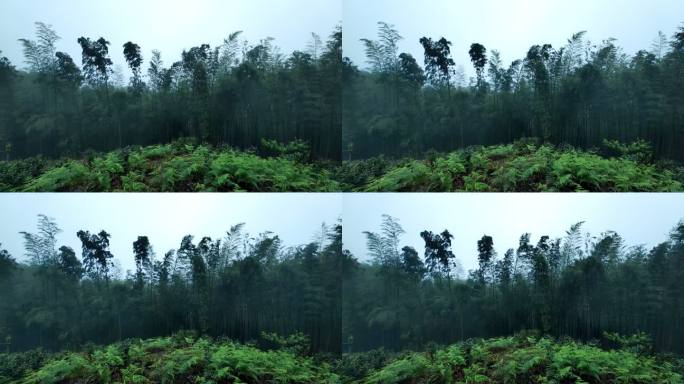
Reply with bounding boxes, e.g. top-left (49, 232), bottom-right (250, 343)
top-left (3, 334), bottom-right (682, 384)
top-left (0, 142), bottom-right (339, 192)
top-left (343, 141), bottom-right (684, 192)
